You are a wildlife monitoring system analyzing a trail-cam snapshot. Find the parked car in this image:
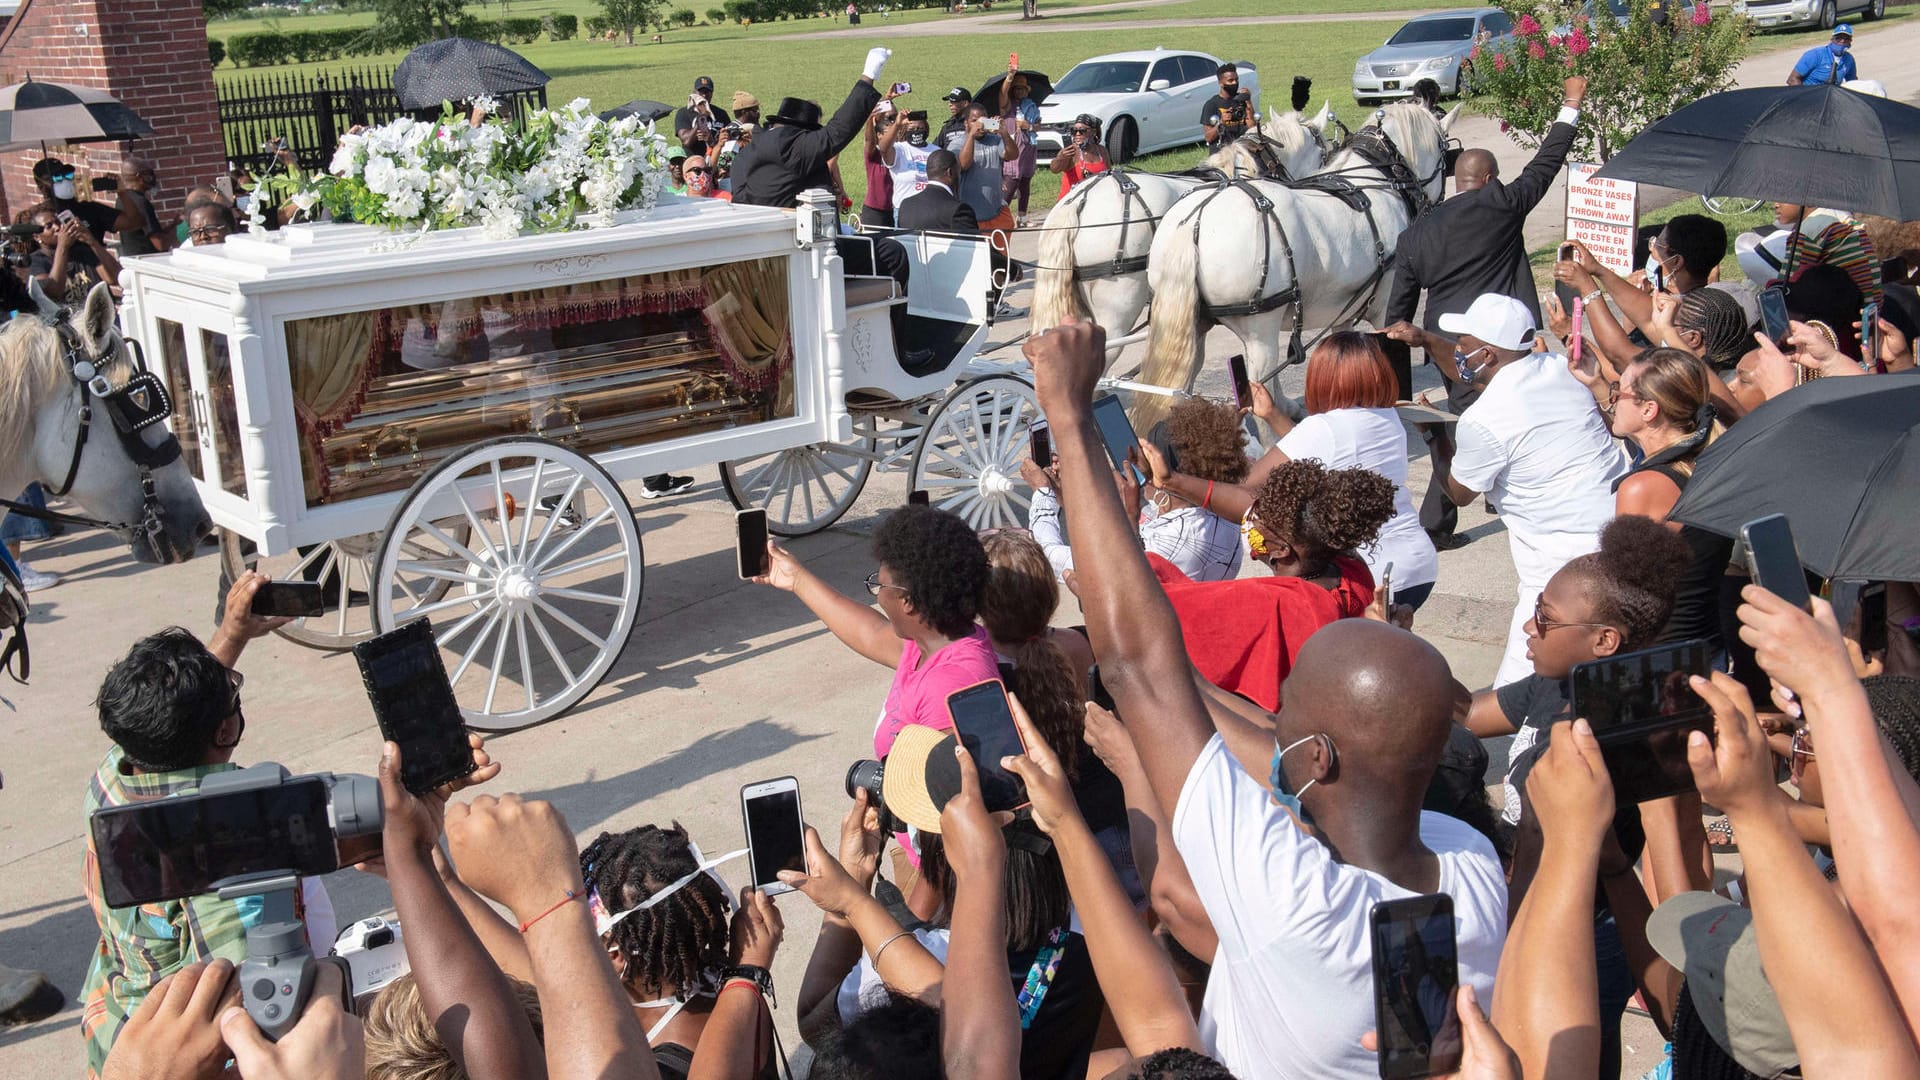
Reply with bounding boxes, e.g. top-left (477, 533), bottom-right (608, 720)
top-left (1031, 48), bottom-right (1260, 165)
top-left (1570, 0), bottom-right (1697, 29)
top-left (1731, 0), bottom-right (1881, 31)
top-left (1351, 8), bottom-right (1511, 106)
